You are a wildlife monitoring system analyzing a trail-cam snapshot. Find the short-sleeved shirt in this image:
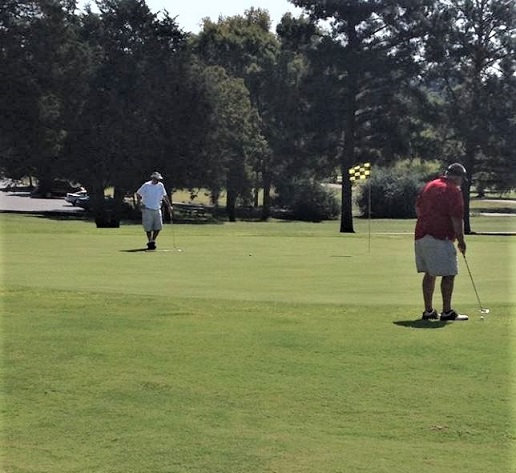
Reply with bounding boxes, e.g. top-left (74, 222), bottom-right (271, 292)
top-left (414, 177), bottom-right (464, 241)
top-left (136, 181), bottom-right (167, 210)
